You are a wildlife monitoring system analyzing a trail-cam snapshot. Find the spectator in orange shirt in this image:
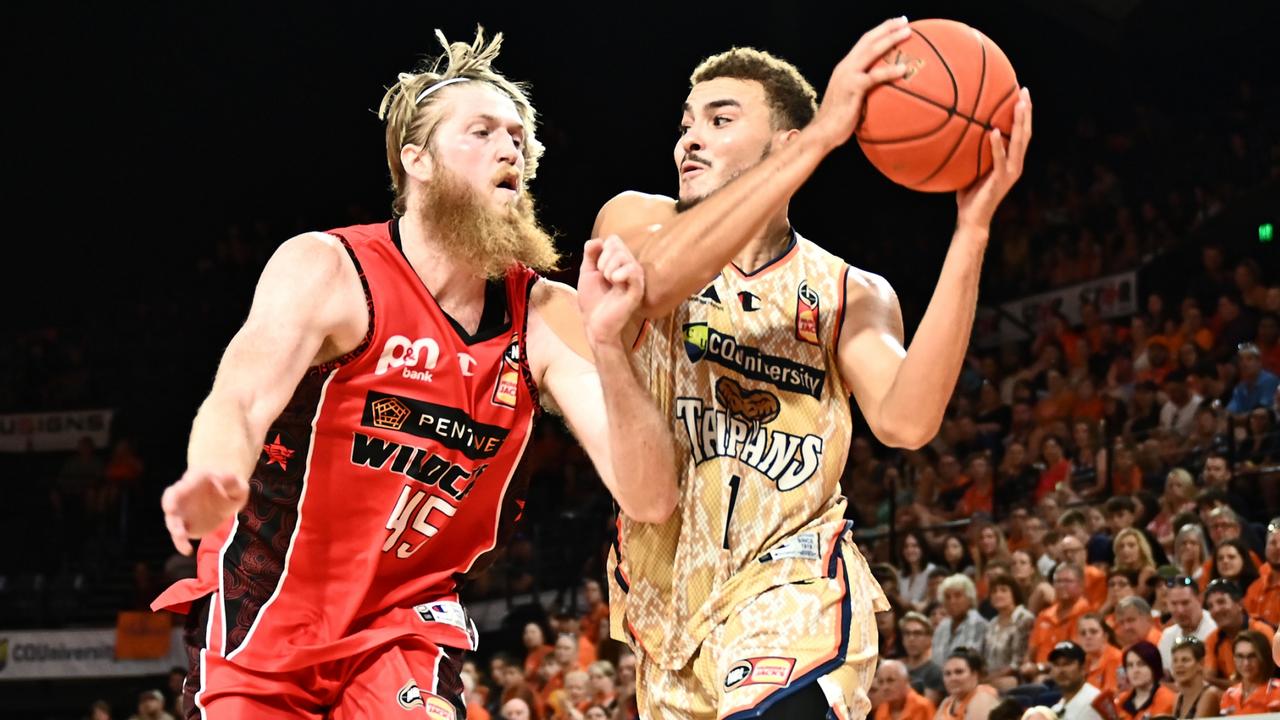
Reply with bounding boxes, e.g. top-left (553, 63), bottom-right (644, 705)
top-left (1114, 640), bottom-right (1175, 720)
top-left (936, 648), bottom-right (999, 720)
top-left (553, 631), bottom-right (593, 674)
top-left (1107, 442), bottom-right (1144, 497)
top-left (1203, 578), bottom-right (1276, 689)
top-left (1033, 436), bottom-right (1073, 503)
top-left (1059, 534), bottom-right (1107, 609)
top-left (1114, 597), bottom-right (1163, 649)
top-left (522, 621), bottom-right (555, 681)
top-left (1210, 538), bottom-right (1261, 594)
top-left (1022, 562), bottom-right (1092, 680)
top-left (1077, 613), bottom-right (1123, 696)
top-left (956, 457), bottom-right (996, 521)
top-left (1244, 517), bottom-right (1280, 627)
top-left (874, 660), bottom-right (936, 720)
top-left (1220, 631), bottom-right (1280, 715)
top-left (578, 580), bottom-right (609, 646)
